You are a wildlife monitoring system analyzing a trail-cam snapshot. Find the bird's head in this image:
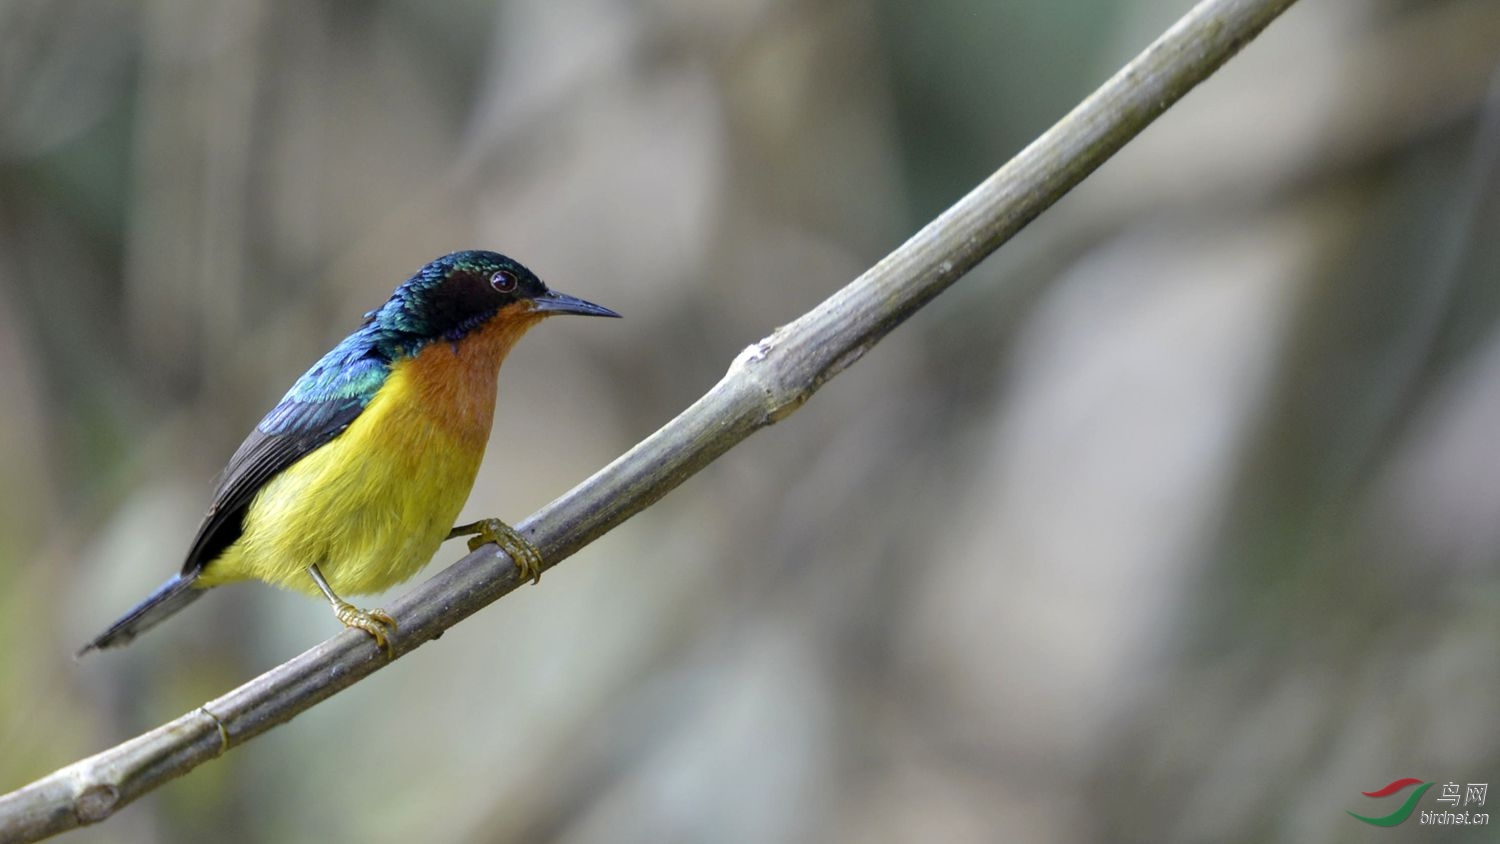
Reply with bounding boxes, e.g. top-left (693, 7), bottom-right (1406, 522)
top-left (372, 250), bottom-right (618, 349)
